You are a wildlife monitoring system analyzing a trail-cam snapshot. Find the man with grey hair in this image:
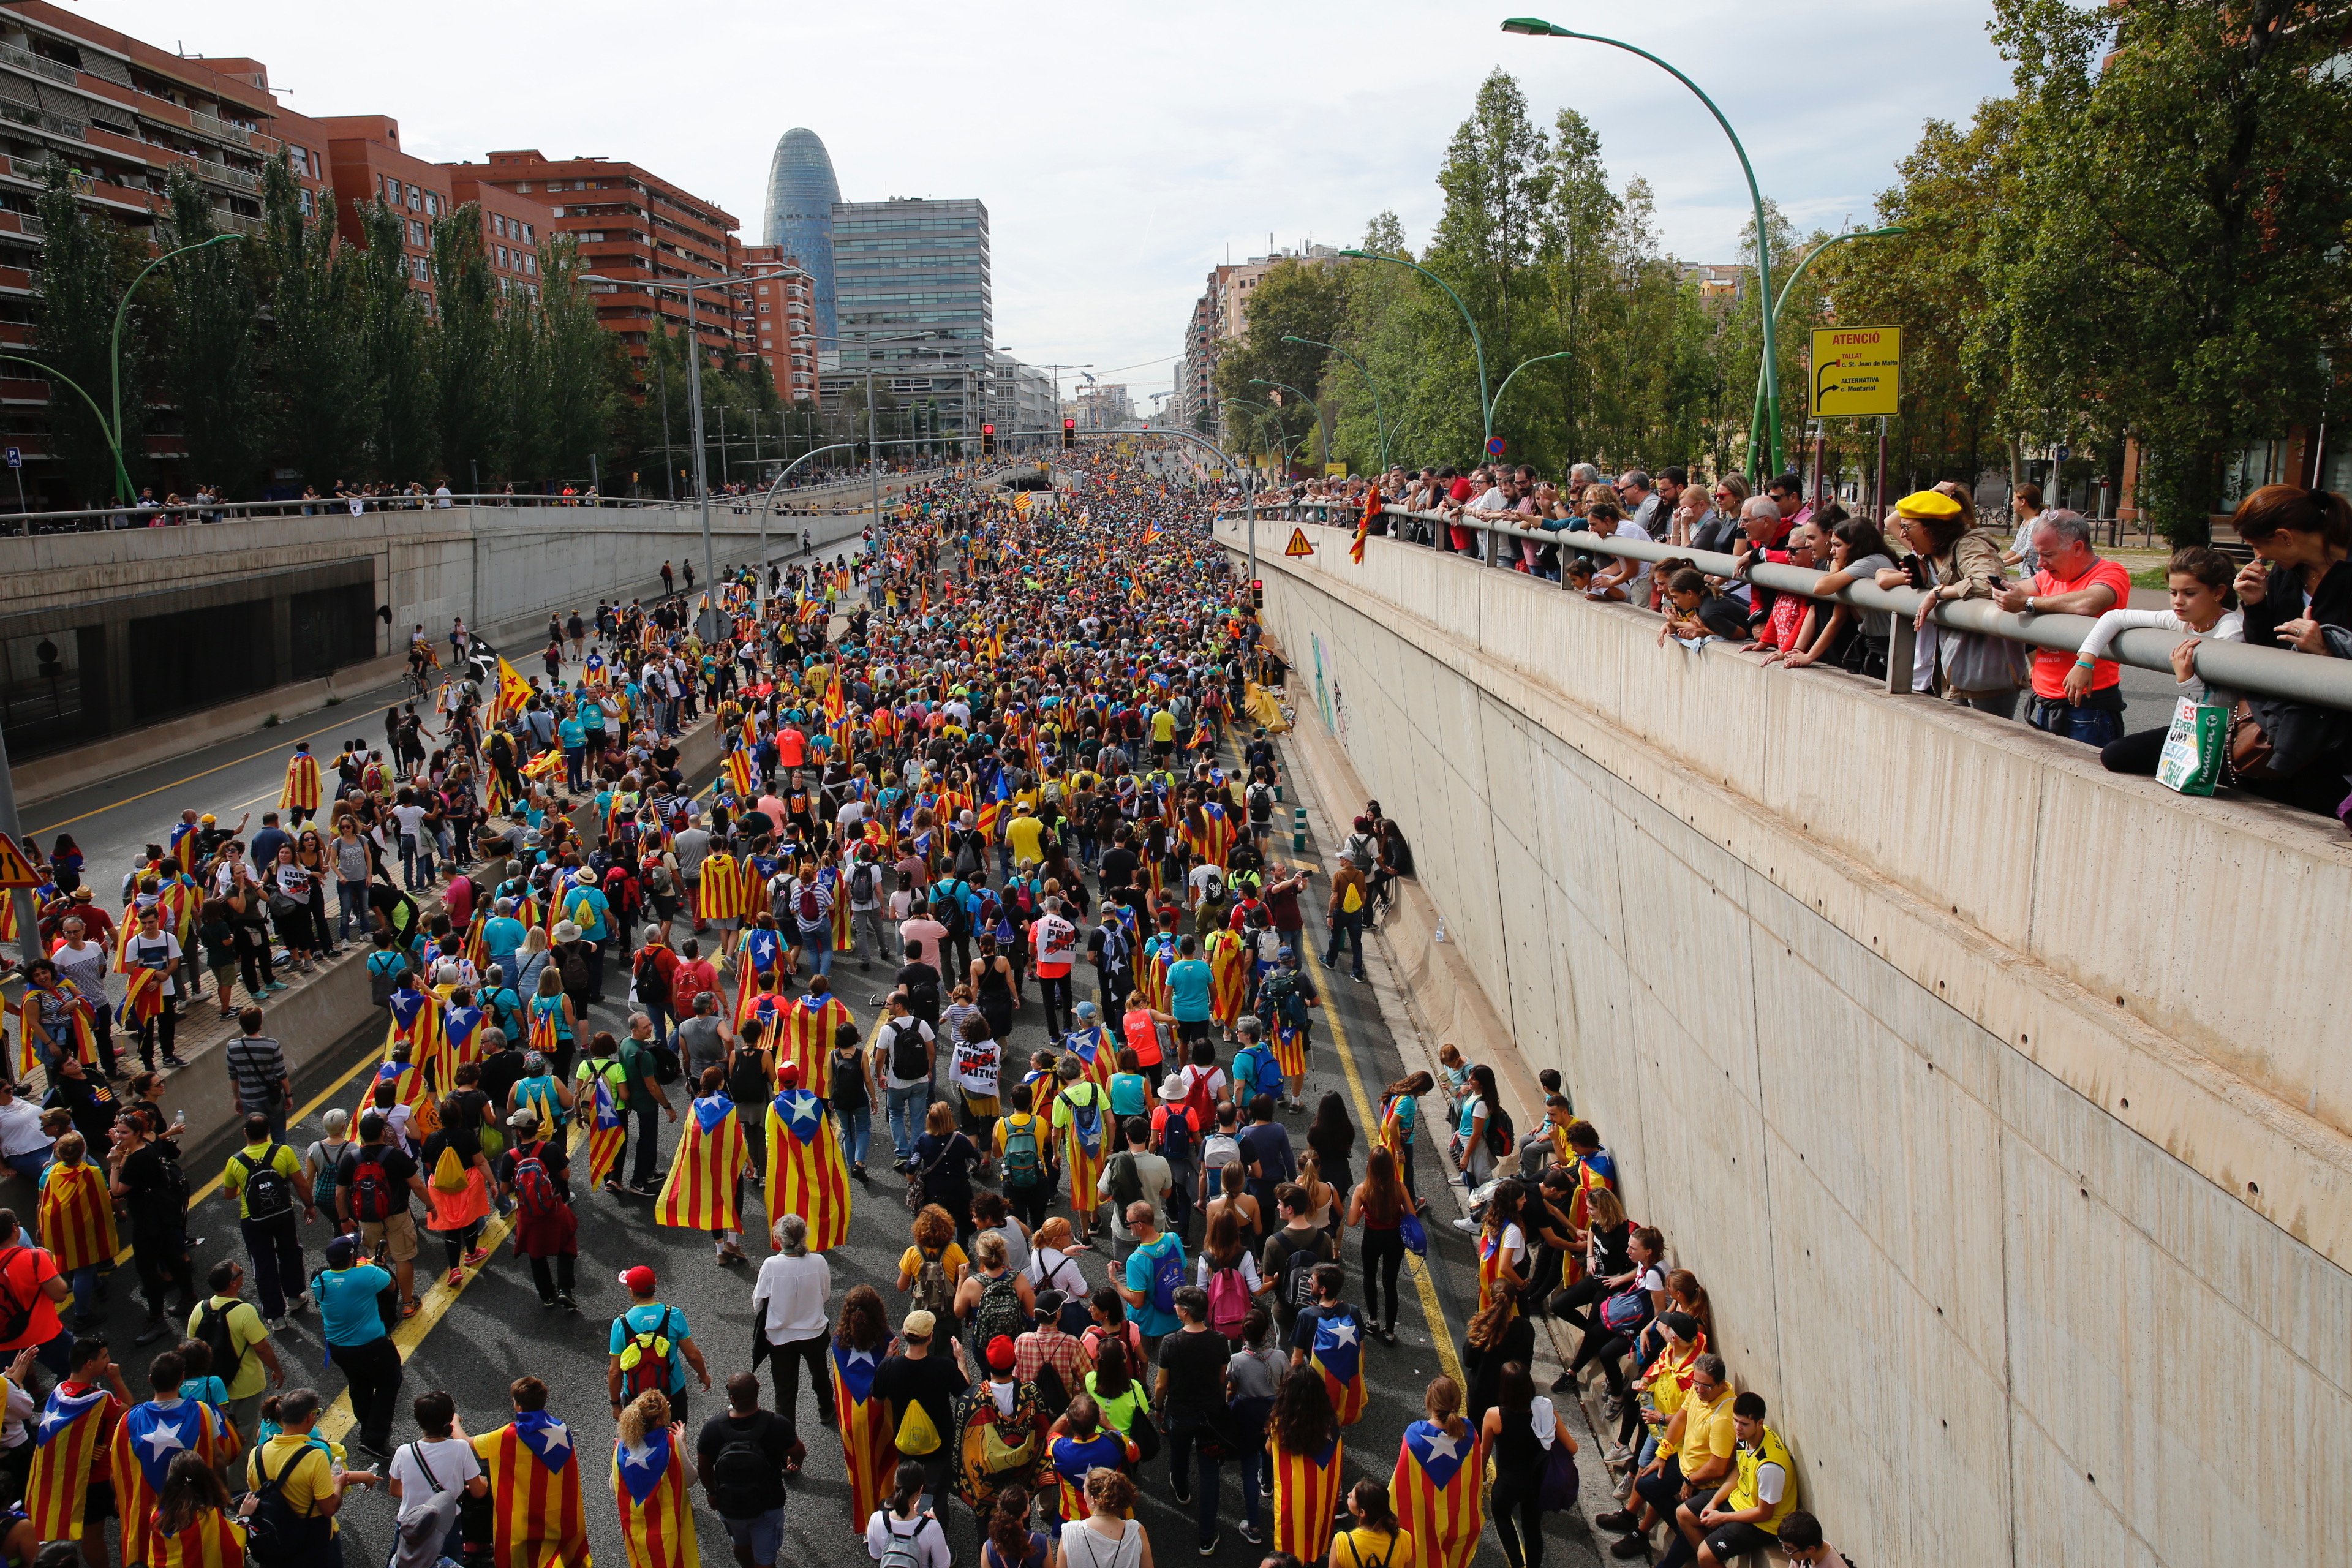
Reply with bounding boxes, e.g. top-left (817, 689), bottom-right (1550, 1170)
top-left (1568, 461), bottom-right (1602, 491)
top-left (750, 1212), bottom-right (835, 1438)
top-left (1618, 469), bottom-right (1660, 533)
top-left (1995, 507), bottom-right (2132, 746)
